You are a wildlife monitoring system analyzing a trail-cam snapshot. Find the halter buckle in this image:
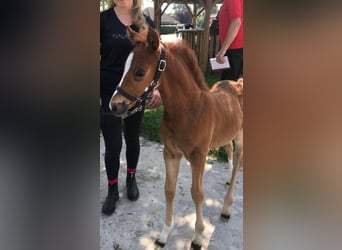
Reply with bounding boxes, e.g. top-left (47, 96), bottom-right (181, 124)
top-left (158, 59), bottom-right (166, 71)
